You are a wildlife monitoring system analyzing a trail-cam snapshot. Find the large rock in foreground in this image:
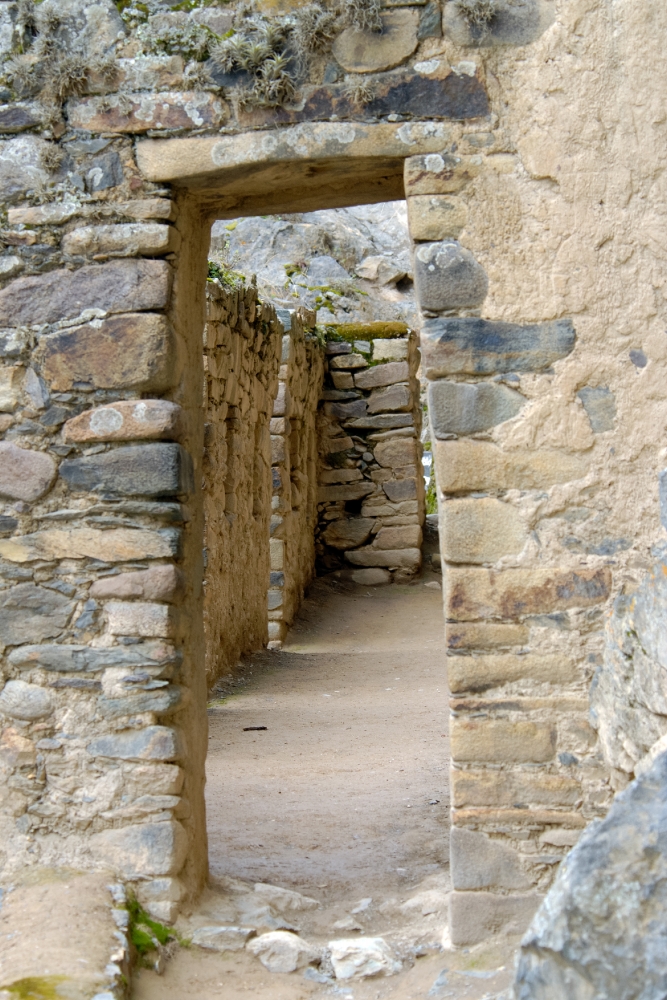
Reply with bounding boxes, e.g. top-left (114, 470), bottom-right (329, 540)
top-left (514, 751), bottom-right (667, 1000)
